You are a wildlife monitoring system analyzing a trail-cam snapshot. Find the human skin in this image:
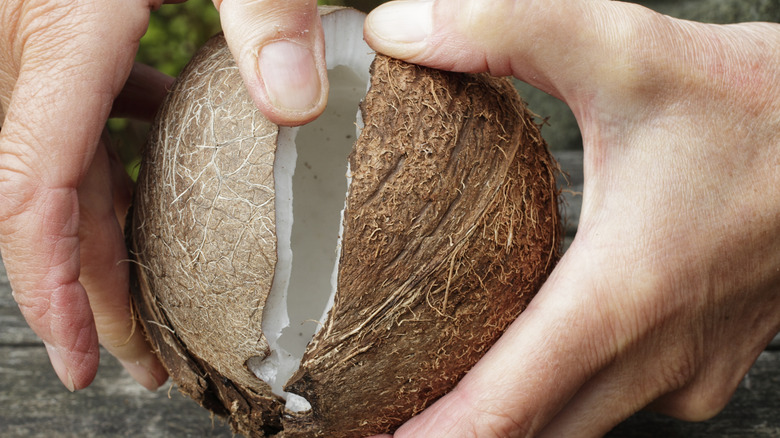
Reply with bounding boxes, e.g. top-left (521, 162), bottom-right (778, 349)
top-left (362, 0), bottom-right (780, 436)
top-left (1, 0), bottom-right (778, 435)
top-left (0, 0), bottom-right (329, 392)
